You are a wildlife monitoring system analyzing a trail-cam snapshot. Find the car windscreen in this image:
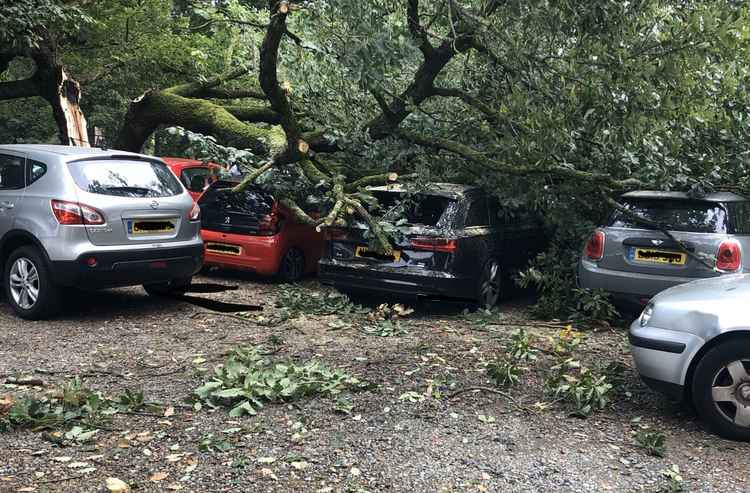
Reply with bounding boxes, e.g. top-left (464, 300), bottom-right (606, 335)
top-left (609, 199), bottom-right (729, 233)
top-left (372, 191), bottom-right (456, 227)
top-left (181, 167), bottom-right (215, 188)
top-left (68, 159), bottom-right (183, 198)
top-left (198, 187), bottom-right (274, 215)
